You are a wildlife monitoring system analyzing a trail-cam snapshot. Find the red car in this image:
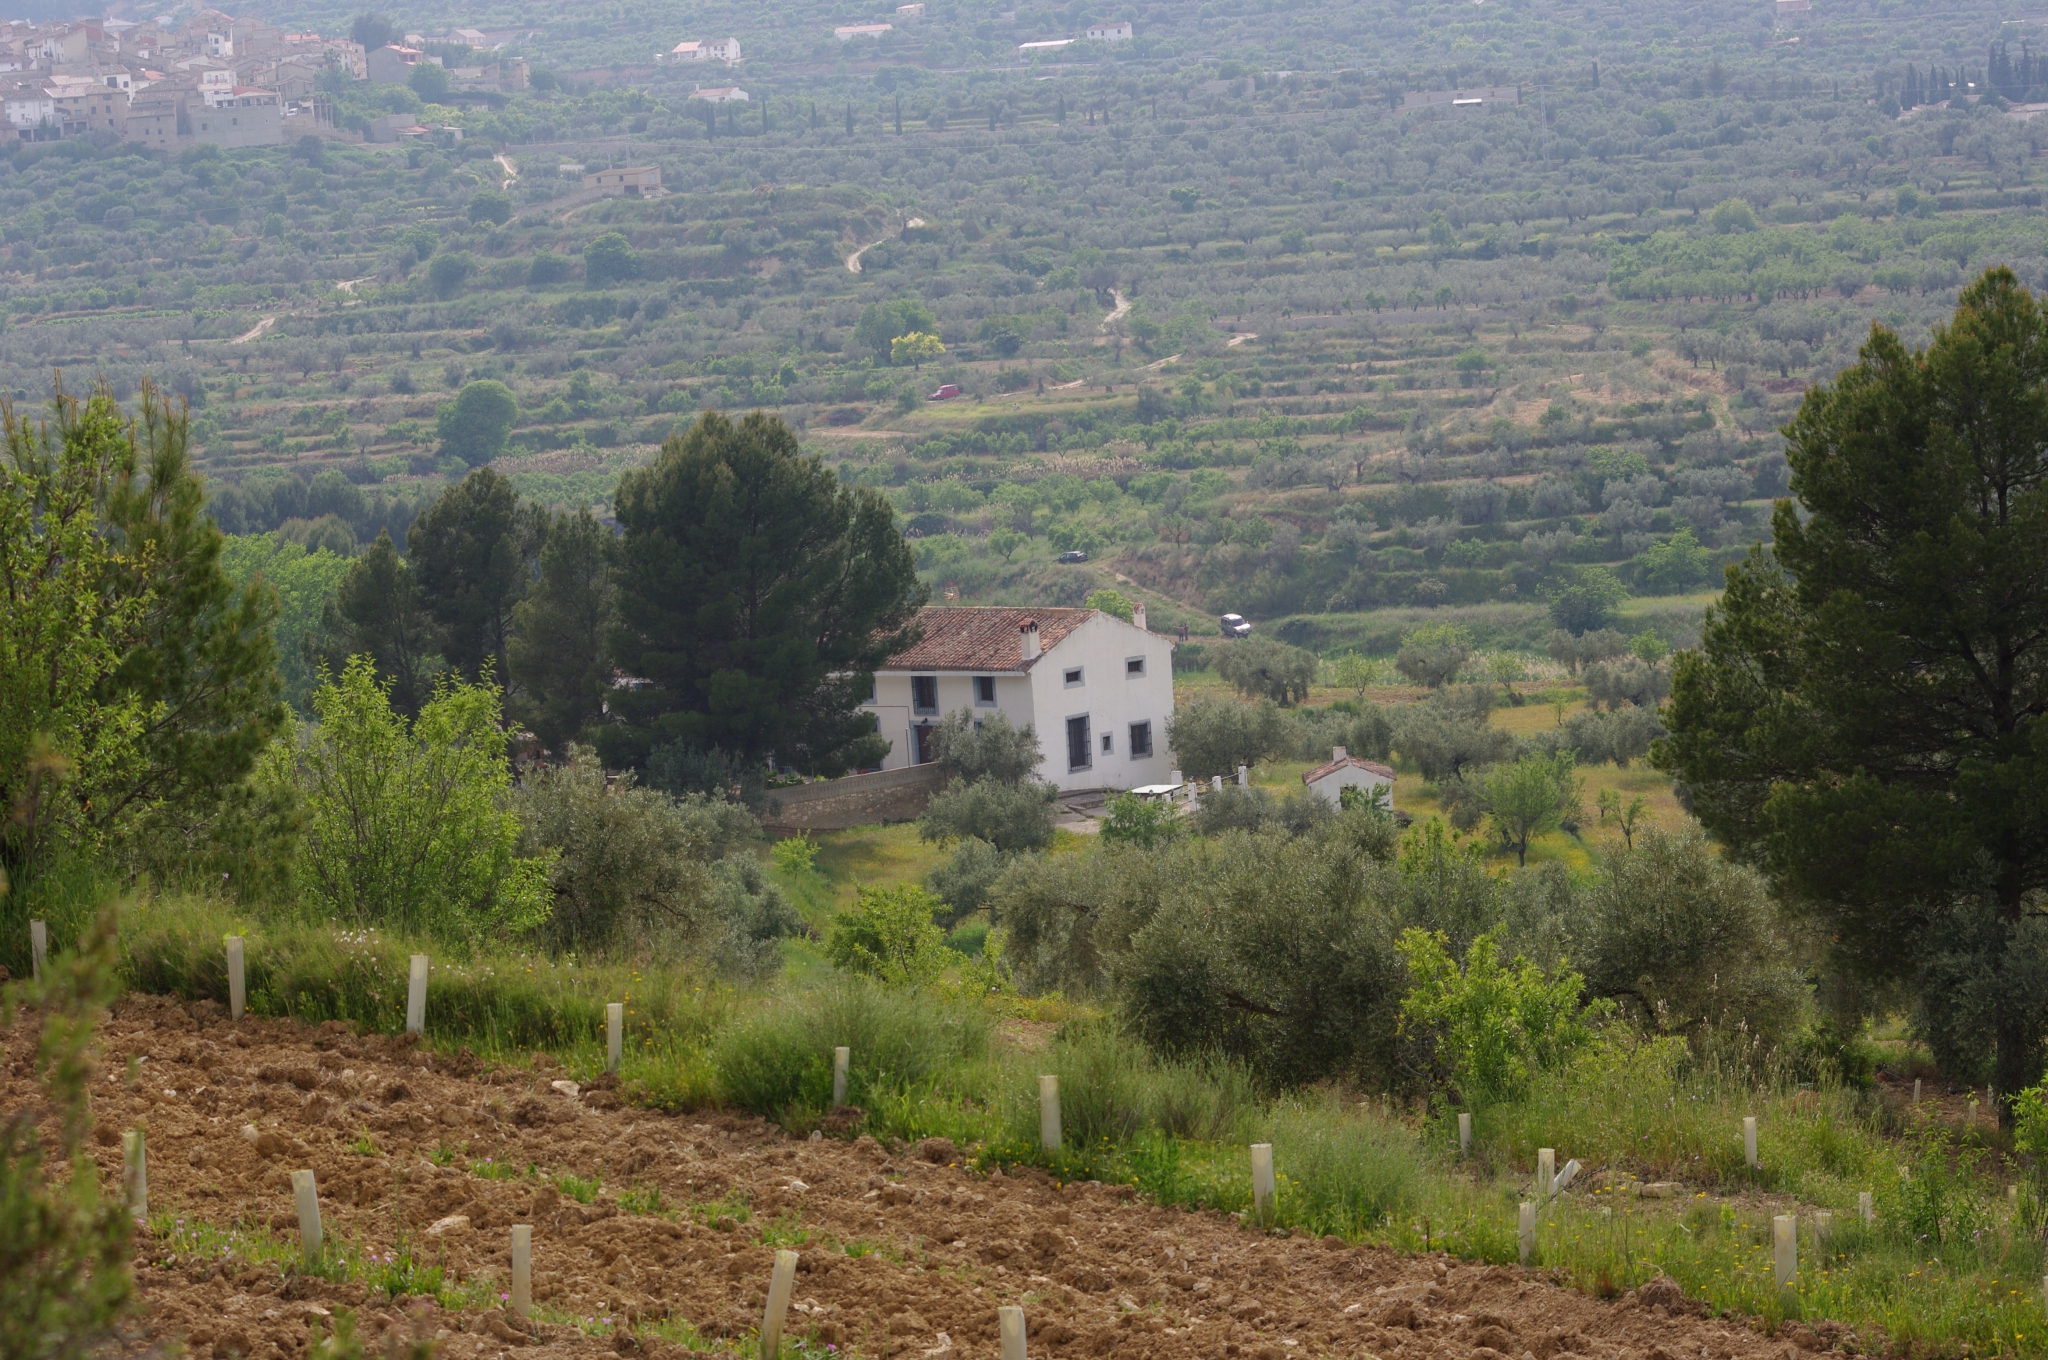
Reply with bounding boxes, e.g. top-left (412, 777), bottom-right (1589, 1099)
top-left (928, 383), bottom-right (961, 401)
